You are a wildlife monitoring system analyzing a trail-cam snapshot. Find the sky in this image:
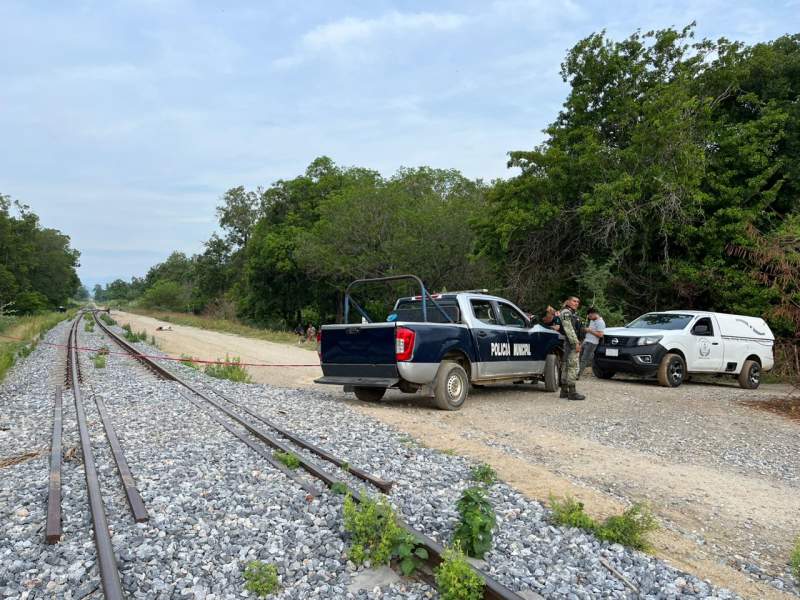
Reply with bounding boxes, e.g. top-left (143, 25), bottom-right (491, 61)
top-left (1, 1), bottom-right (797, 291)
